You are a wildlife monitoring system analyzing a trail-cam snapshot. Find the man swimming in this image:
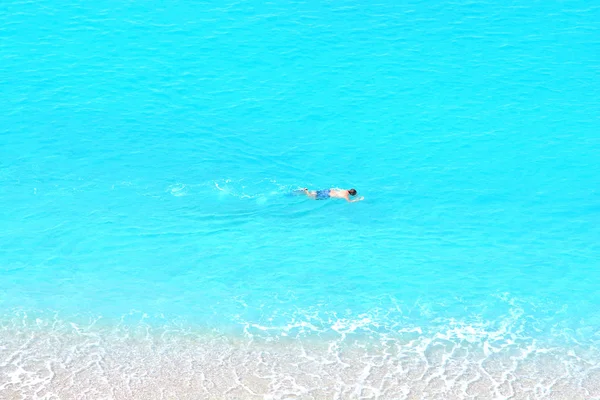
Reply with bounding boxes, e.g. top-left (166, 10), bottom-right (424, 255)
top-left (301, 188), bottom-right (364, 202)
